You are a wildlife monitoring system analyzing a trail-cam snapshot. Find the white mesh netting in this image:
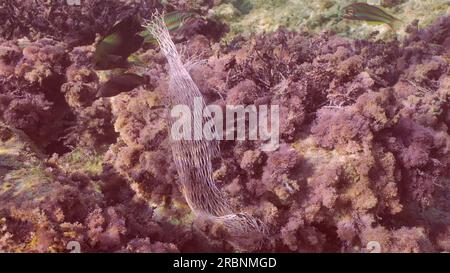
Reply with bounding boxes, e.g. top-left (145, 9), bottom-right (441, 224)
top-left (145, 14), bottom-right (269, 251)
